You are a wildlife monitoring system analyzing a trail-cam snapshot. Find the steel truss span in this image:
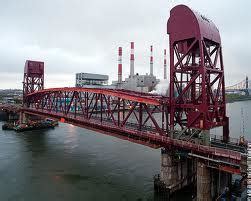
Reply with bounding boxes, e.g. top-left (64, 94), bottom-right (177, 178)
top-left (25, 87), bottom-right (167, 134)
top-left (20, 5), bottom-right (248, 176)
top-left (24, 87), bottom-right (244, 175)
